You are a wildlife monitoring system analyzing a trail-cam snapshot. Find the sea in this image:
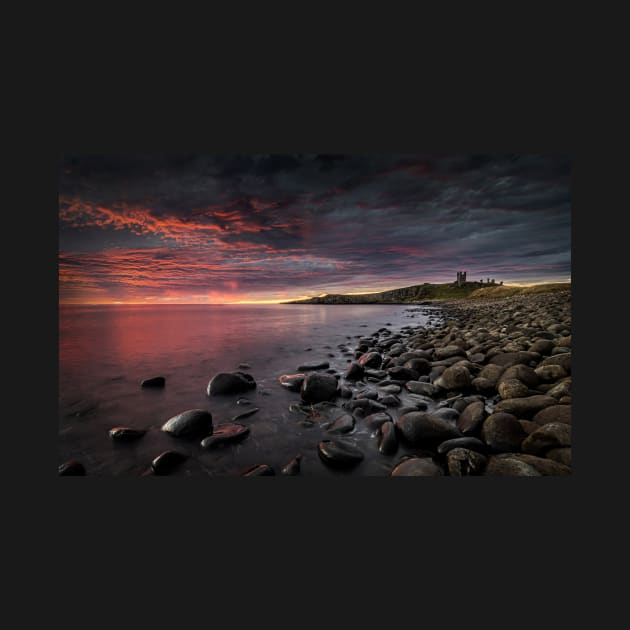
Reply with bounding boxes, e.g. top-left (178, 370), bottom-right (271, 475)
top-left (59, 303), bottom-right (442, 476)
